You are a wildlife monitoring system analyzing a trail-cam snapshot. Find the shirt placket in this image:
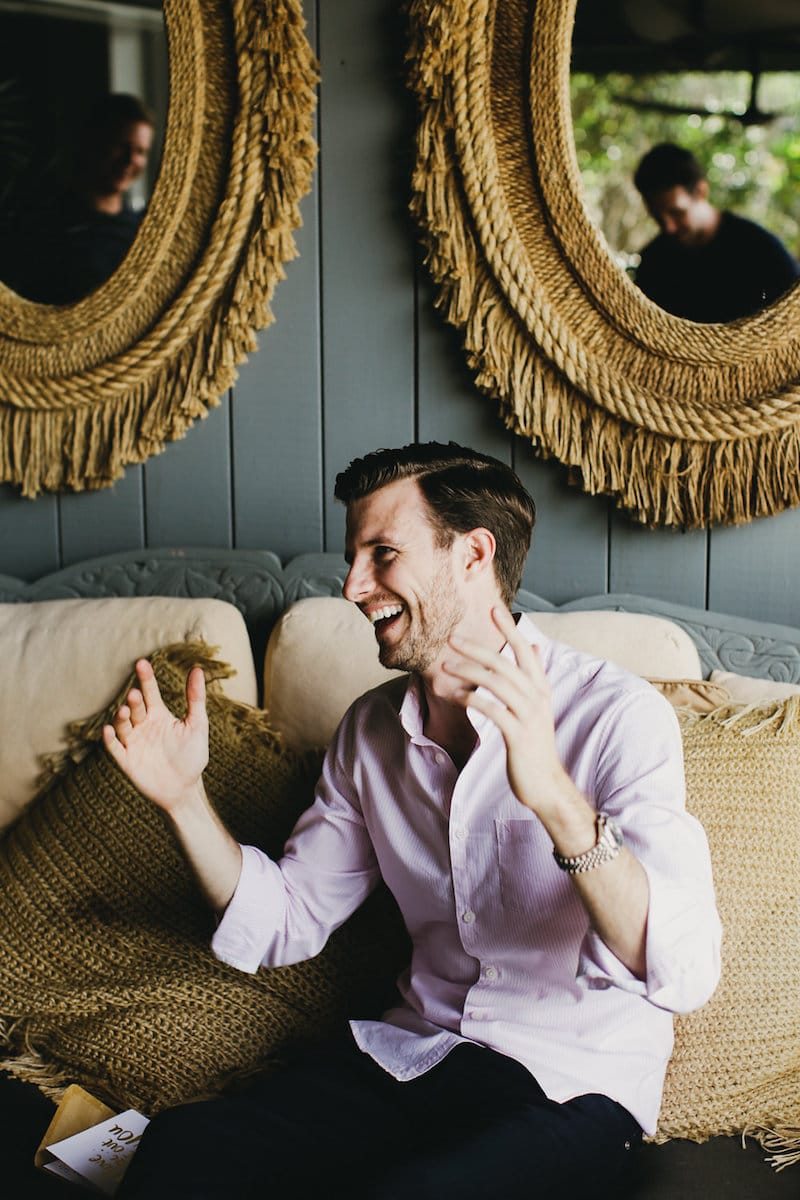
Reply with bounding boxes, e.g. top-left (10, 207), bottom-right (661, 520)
top-left (448, 736), bottom-right (501, 1031)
